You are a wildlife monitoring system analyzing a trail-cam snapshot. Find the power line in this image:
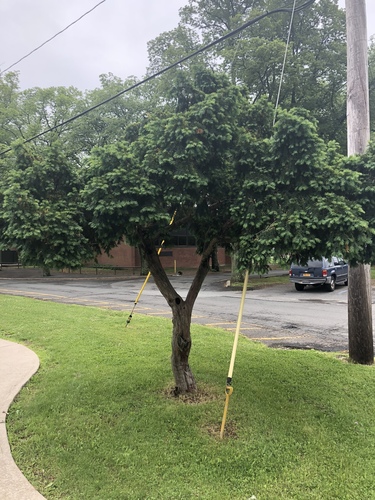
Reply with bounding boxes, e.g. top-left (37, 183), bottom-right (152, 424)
top-left (273, 0), bottom-right (298, 126)
top-left (0, 0), bottom-right (316, 157)
top-left (0, 0), bottom-right (107, 76)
